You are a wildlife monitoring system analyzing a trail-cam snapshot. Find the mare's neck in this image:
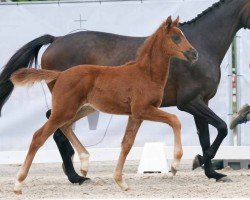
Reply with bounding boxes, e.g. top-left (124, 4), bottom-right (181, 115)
top-left (181, 0), bottom-right (246, 64)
